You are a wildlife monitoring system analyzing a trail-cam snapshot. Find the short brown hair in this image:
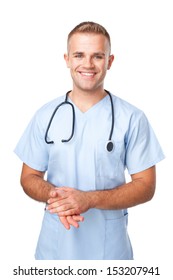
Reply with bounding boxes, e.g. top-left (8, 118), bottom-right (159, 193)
top-left (67, 21), bottom-right (111, 51)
